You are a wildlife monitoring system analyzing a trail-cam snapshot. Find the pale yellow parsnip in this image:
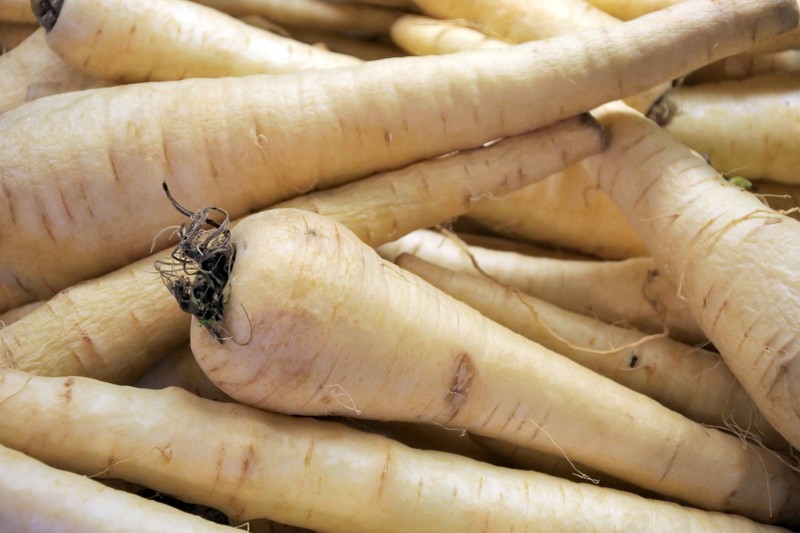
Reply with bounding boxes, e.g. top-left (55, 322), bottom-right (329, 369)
top-left (589, 101), bottom-right (800, 451)
top-left (390, 14), bottom-right (508, 55)
top-left (378, 229), bottom-right (704, 344)
top-left (0, 444), bottom-right (240, 533)
top-left (413, 0), bottom-right (617, 42)
top-left (192, 209), bottom-right (800, 523)
top-left (663, 72), bottom-right (800, 184)
top-left (0, 116), bottom-right (604, 382)
top-left (0, 369), bottom-right (787, 532)
top-left (0, 28), bottom-right (110, 115)
top-left (38, 0), bottom-right (361, 83)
